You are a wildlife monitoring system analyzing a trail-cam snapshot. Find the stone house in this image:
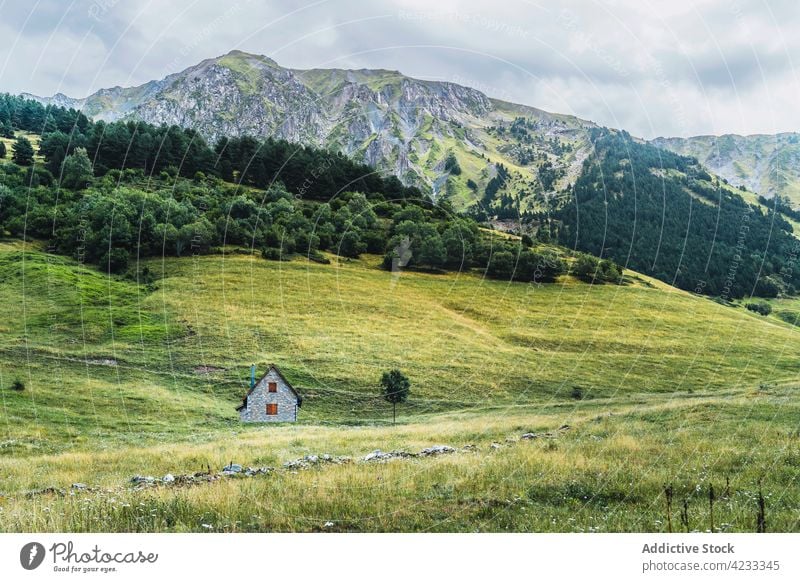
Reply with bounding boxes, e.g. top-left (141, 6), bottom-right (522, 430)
top-left (236, 364), bottom-right (302, 422)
